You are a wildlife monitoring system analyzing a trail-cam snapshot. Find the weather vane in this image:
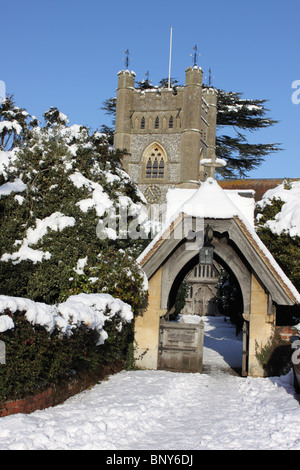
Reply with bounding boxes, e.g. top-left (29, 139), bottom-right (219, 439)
top-left (124, 49), bottom-right (131, 69)
top-left (207, 68), bottom-right (215, 87)
top-left (190, 45), bottom-right (200, 67)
